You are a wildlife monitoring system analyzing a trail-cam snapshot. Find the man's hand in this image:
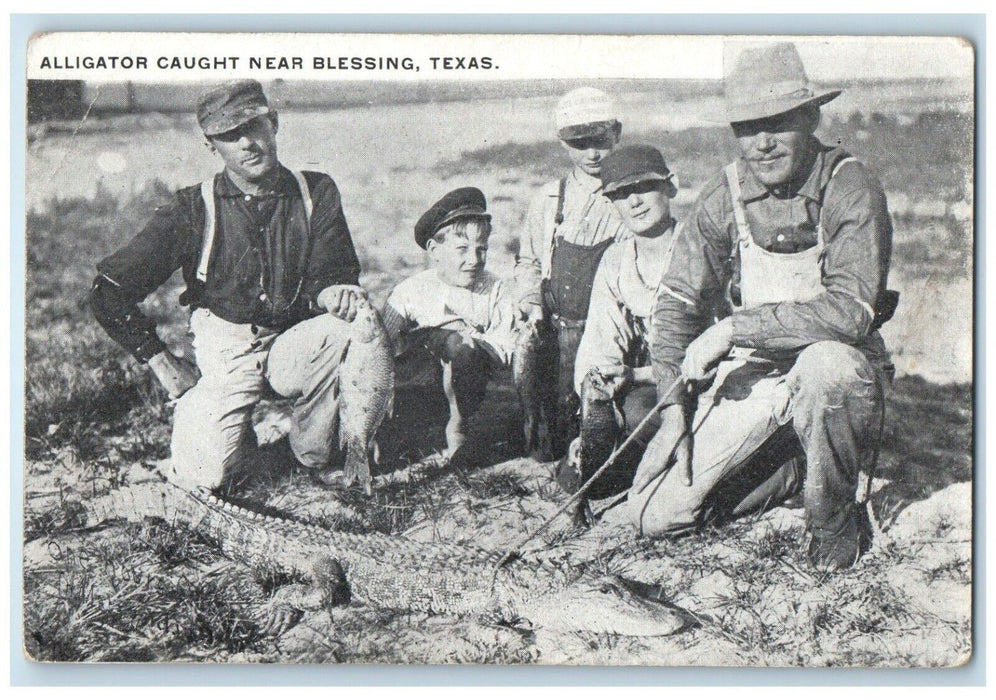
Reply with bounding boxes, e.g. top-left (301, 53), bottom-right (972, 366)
top-left (681, 317), bottom-right (734, 382)
top-left (632, 404), bottom-right (692, 491)
top-left (148, 351), bottom-right (199, 400)
top-left (590, 365), bottom-right (634, 400)
top-left (317, 285), bottom-right (369, 322)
